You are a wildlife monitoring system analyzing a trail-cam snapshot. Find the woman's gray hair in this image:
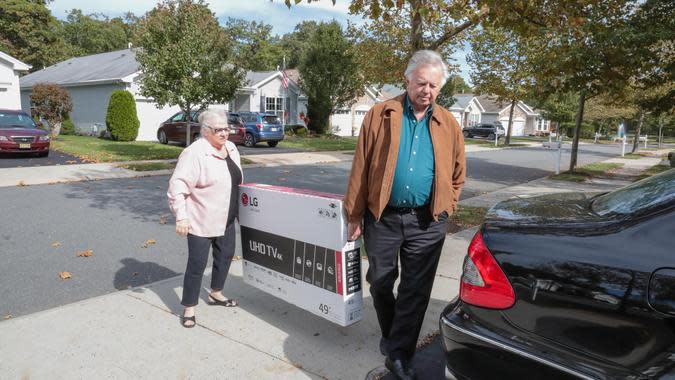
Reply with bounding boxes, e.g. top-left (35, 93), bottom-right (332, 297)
top-left (198, 109), bottom-right (227, 133)
top-left (404, 50), bottom-right (450, 87)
